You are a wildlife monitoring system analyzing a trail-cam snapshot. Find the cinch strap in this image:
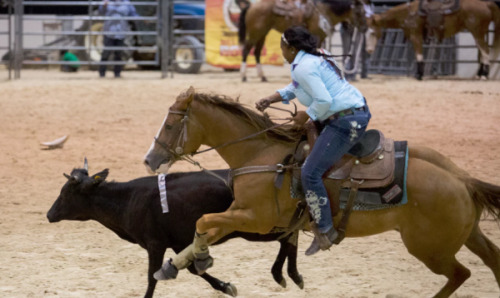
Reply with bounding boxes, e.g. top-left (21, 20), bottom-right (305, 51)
top-left (158, 173), bottom-right (169, 213)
